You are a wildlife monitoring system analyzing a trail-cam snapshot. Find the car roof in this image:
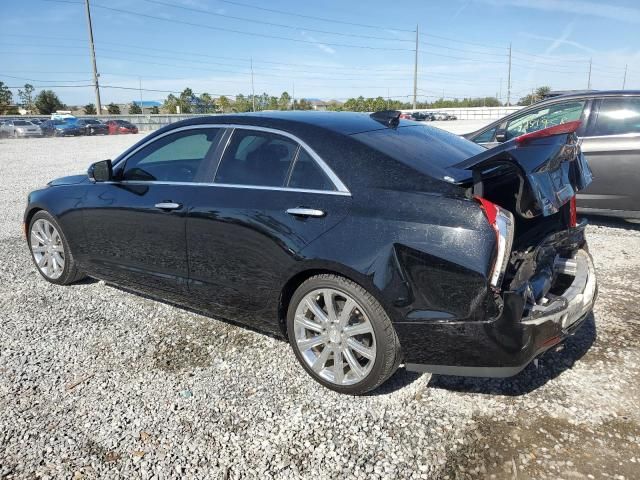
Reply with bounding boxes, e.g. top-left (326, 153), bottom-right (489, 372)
top-left (171, 111), bottom-right (401, 136)
top-left (536, 89), bottom-right (640, 103)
